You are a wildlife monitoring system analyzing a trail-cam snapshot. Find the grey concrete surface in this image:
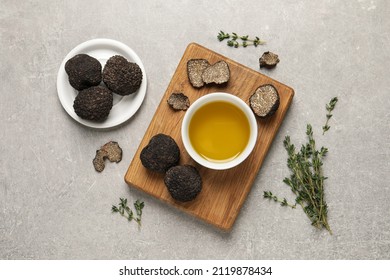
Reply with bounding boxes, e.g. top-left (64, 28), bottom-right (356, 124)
top-left (1, 0), bottom-right (389, 260)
